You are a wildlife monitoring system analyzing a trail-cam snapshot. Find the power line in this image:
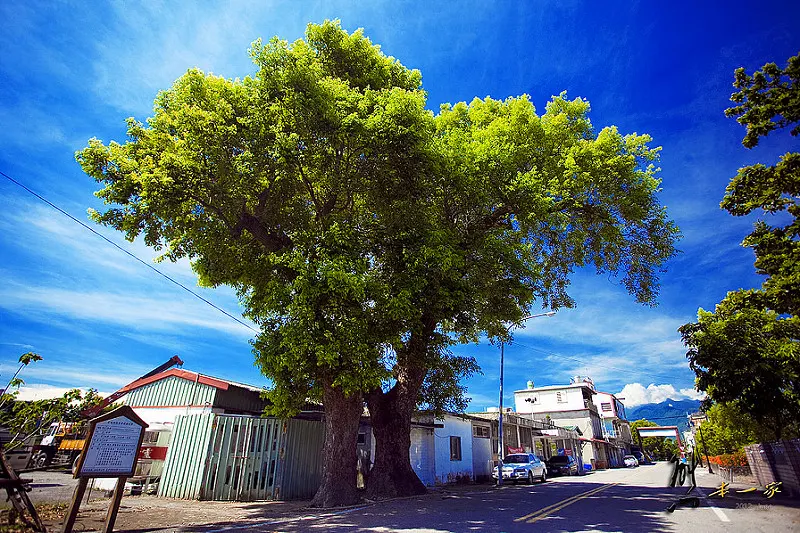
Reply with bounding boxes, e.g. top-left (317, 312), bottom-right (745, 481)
top-left (1, 169), bottom-right (259, 335)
